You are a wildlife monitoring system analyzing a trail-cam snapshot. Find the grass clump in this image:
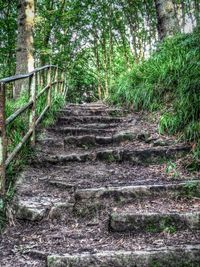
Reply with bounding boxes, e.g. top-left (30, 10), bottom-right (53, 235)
top-left (110, 27), bottom-right (200, 160)
top-left (179, 181), bottom-right (200, 199)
